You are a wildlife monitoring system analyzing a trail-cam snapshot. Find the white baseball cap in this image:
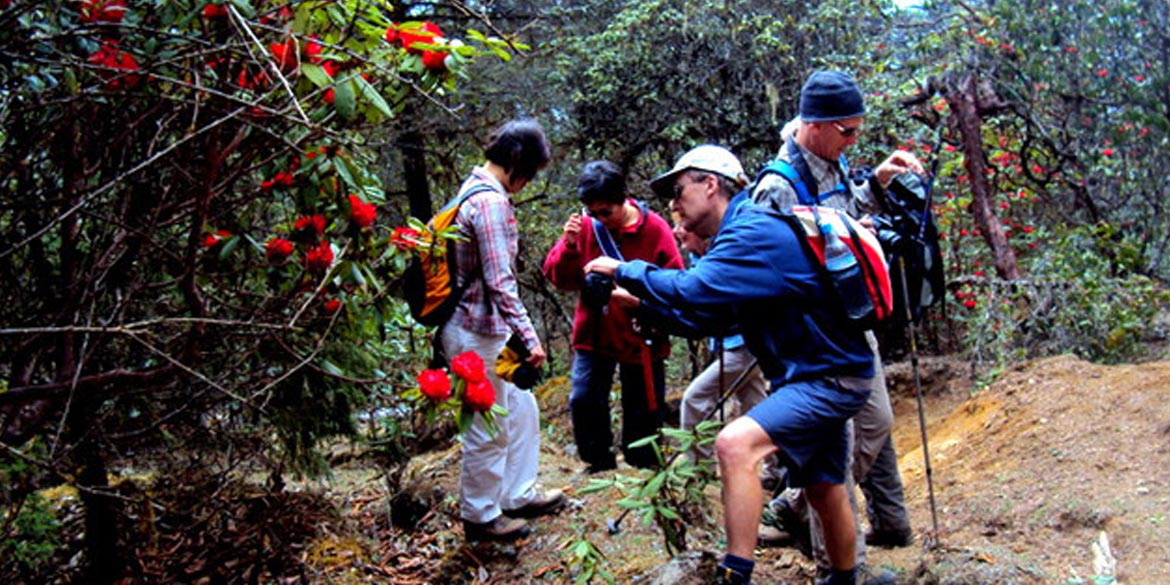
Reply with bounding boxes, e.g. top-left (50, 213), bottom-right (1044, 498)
top-left (650, 145), bottom-right (748, 199)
